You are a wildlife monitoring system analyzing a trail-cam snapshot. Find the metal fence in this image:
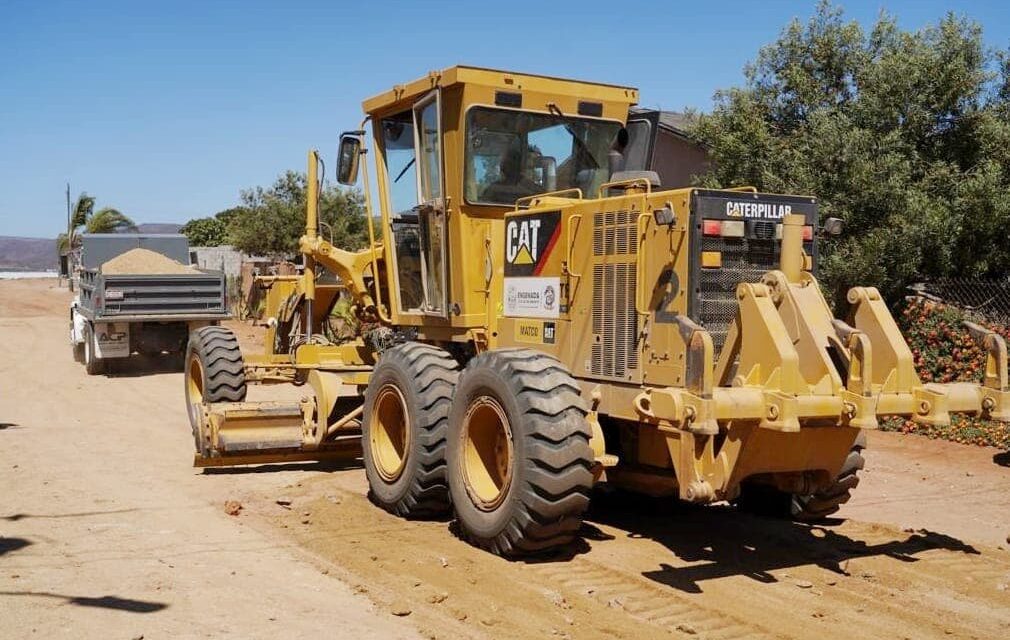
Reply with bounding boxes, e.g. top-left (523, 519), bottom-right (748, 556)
top-left (910, 279), bottom-right (1010, 326)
